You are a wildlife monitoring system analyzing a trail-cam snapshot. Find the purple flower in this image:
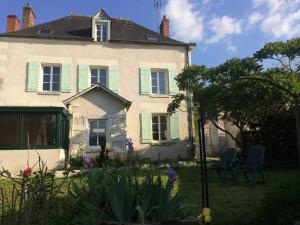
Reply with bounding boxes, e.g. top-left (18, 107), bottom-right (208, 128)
top-left (83, 156), bottom-right (93, 168)
top-left (125, 138), bottom-right (134, 154)
top-left (167, 168), bottom-right (176, 189)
